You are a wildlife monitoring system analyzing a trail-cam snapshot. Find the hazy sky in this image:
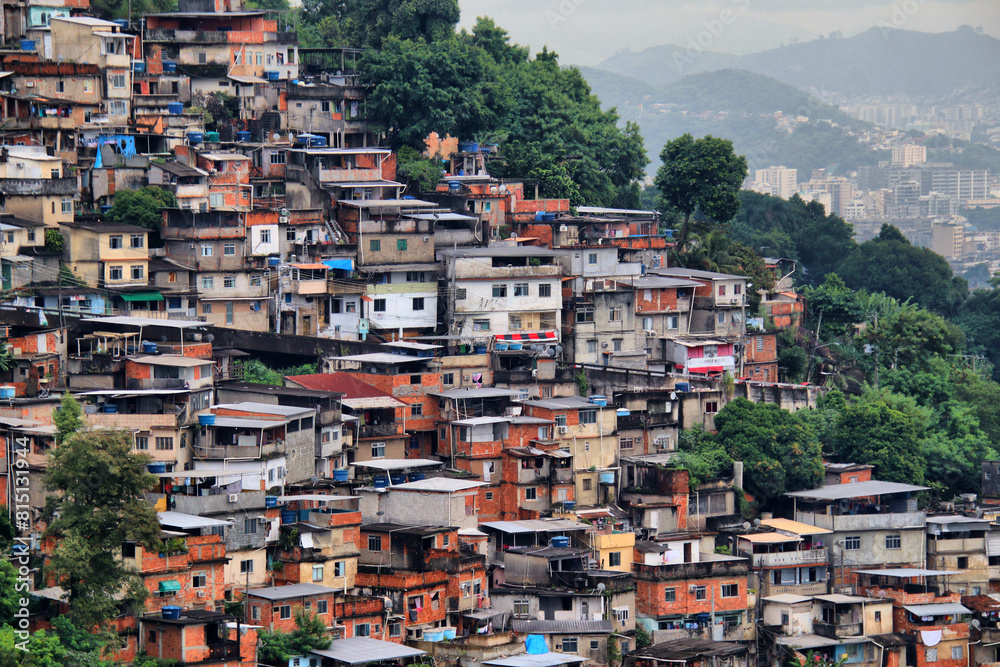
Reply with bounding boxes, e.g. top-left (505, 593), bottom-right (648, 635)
top-left (458, 0), bottom-right (1000, 66)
